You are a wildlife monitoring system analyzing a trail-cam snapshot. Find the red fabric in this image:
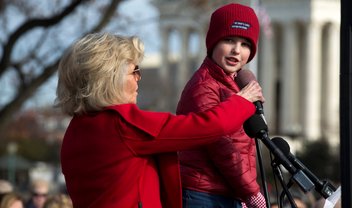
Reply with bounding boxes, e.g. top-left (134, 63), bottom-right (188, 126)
top-left (206, 3), bottom-right (260, 62)
top-left (243, 192), bottom-right (267, 208)
top-left (61, 95), bottom-right (255, 208)
top-left (176, 57), bottom-right (261, 201)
